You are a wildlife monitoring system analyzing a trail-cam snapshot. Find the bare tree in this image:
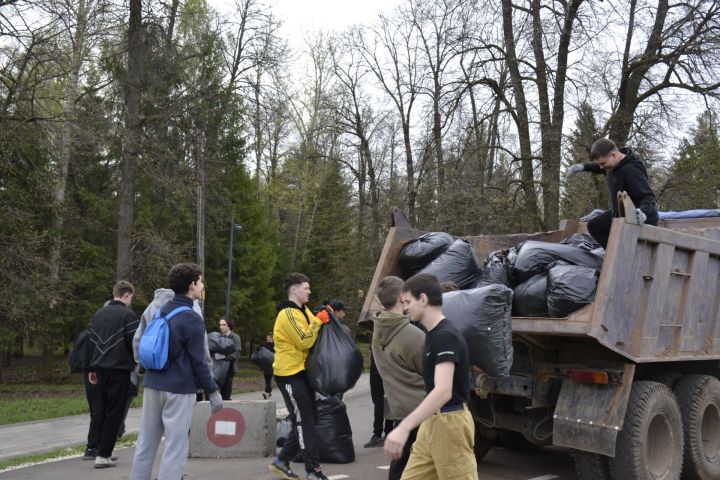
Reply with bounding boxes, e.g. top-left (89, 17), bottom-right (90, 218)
top-left (354, 14), bottom-right (421, 223)
top-left (501, 0), bottom-right (541, 230)
top-left (601, 0), bottom-right (720, 144)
